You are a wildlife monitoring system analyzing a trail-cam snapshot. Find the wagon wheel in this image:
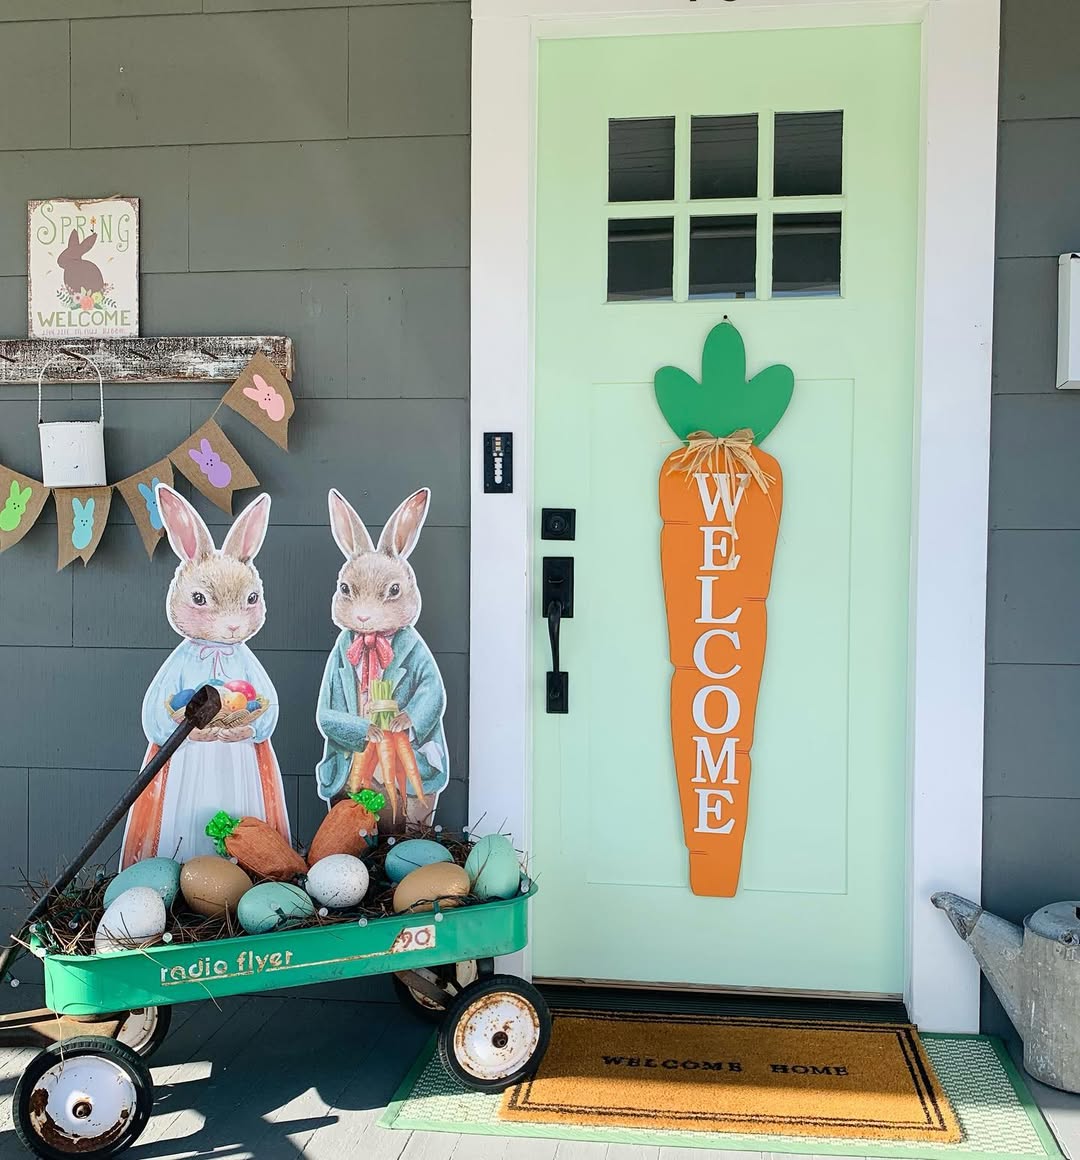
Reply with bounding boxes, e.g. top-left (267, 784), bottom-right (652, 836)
top-left (13, 1036), bottom-right (154, 1159)
top-left (437, 974), bottom-right (551, 1091)
top-left (115, 1006), bottom-right (171, 1059)
top-left (393, 959), bottom-right (485, 1022)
